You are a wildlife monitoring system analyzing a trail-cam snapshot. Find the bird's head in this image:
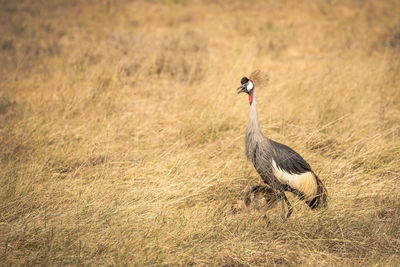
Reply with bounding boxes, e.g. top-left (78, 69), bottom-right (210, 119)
top-left (237, 76), bottom-right (255, 104)
top-left (236, 76), bottom-right (254, 95)
top-left (236, 70), bottom-right (269, 105)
